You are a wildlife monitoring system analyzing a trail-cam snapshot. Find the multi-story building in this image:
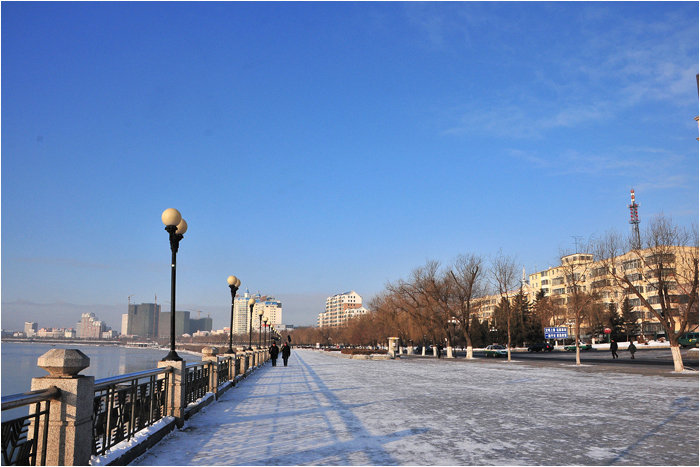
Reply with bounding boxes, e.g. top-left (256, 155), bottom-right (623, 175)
top-left (37, 328), bottom-right (66, 338)
top-left (474, 247), bottom-right (698, 337)
top-left (158, 311), bottom-right (191, 337)
top-left (190, 316), bottom-right (213, 334)
top-left (121, 314), bottom-right (129, 336)
top-left (233, 292), bottom-right (253, 335)
top-left (77, 313), bottom-right (107, 339)
top-left (126, 303), bottom-right (160, 338)
top-left (24, 322), bottom-right (38, 337)
top-left (227, 291), bottom-right (284, 334)
top-left (257, 296), bottom-right (283, 325)
top-left (318, 291), bottom-right (367, 327)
